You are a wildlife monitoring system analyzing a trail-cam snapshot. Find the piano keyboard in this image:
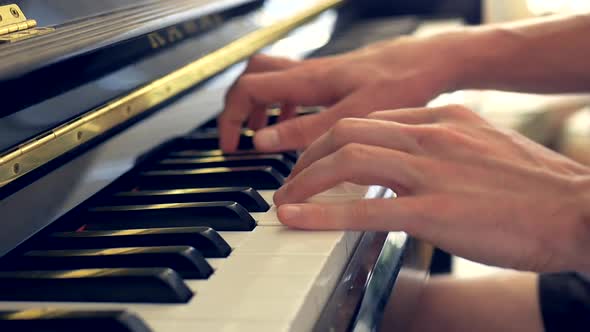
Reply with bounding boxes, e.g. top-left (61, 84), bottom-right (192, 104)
top-left (0, 116), bottom-right (386, 332)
